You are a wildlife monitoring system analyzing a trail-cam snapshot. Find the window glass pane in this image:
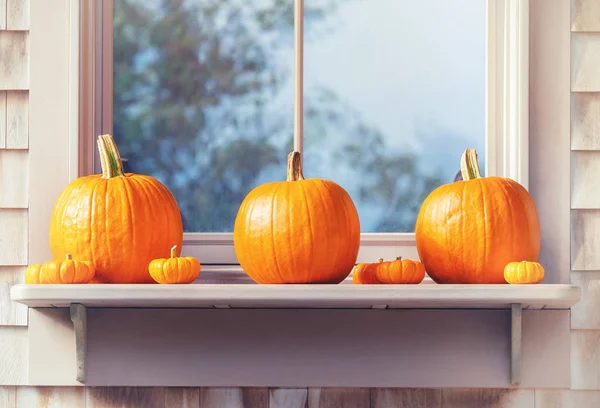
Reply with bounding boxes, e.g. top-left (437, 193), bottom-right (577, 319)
top-left (304, 0), bottom-right (486, 232)
top-left (113, 0), bottom-right (485, 233)
top-left (113, 0), bottom-right (294, 232)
